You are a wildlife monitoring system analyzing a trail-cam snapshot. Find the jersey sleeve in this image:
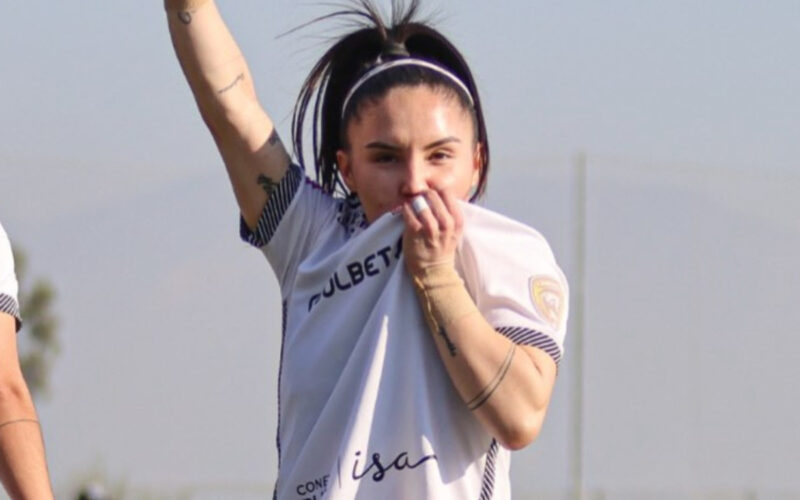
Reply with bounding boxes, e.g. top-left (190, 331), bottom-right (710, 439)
top-left (458, 209), bottom-right (569, 365)
top-left (0, 223), bottom-right (22, 332)
top-left (239, 163), bottom-right (339, 291)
